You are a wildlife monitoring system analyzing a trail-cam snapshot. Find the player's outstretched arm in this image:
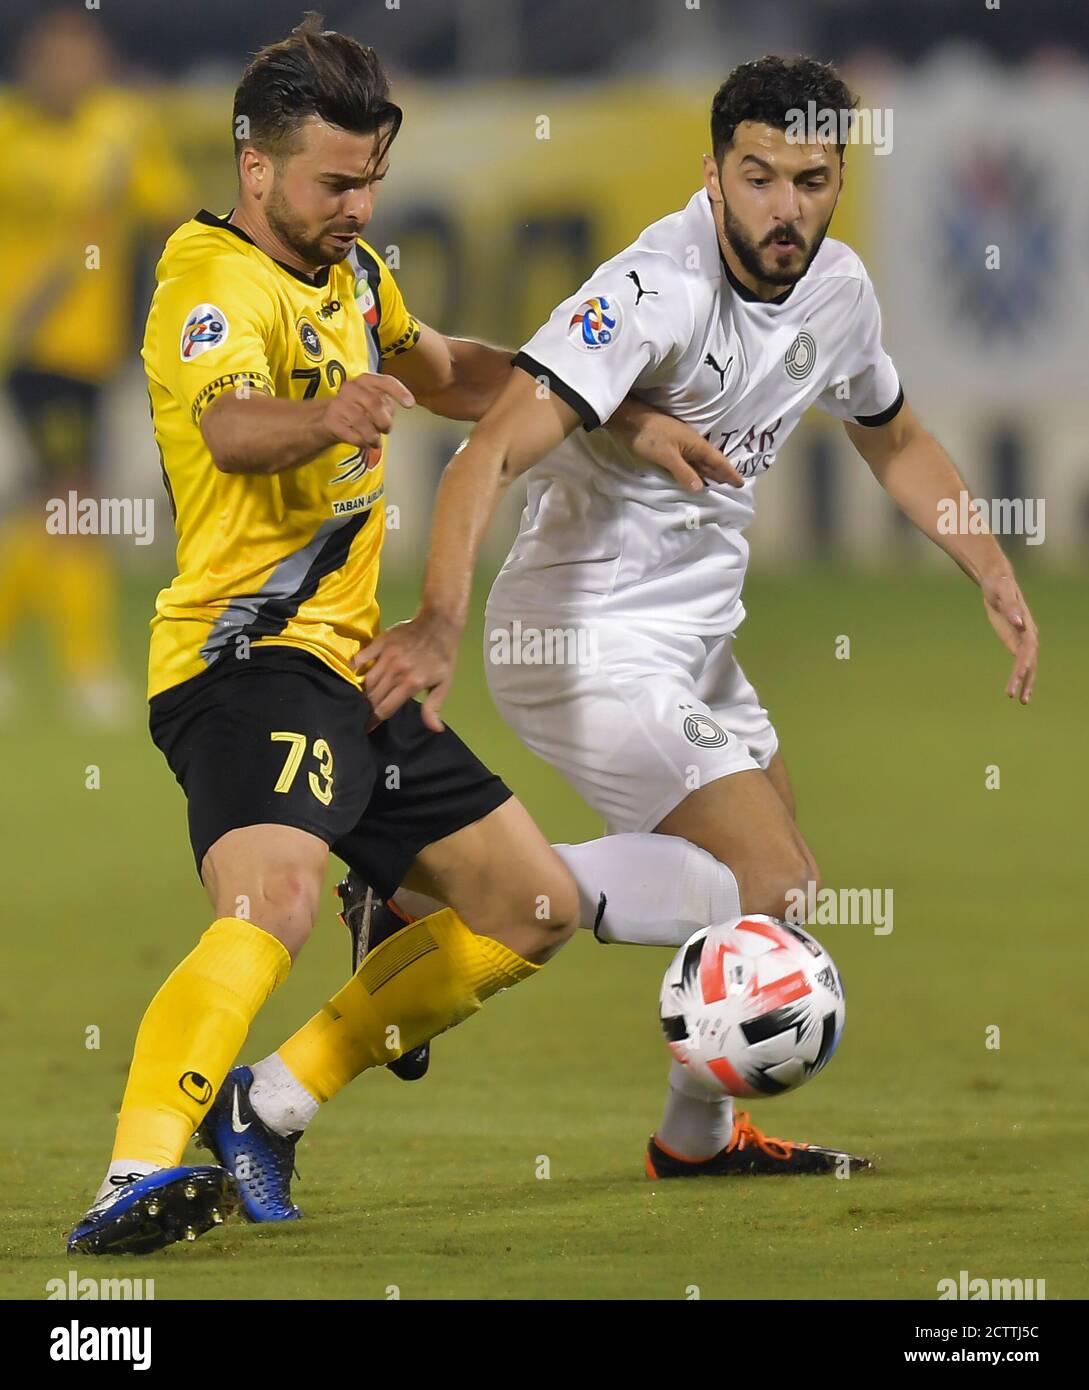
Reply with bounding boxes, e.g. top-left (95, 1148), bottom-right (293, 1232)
top-left (607, 398), bottom-right (745, 491)
top-left (386, 323), bottom-right (743, 487)
top-left (383, 322), bottom-right (514, 422)
top-left (382, 320), bottom-right (751, 509)
top-left (844, 402), bottom-right (1038, 704)
top-left (200, 372), bottom-right (416, 475)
